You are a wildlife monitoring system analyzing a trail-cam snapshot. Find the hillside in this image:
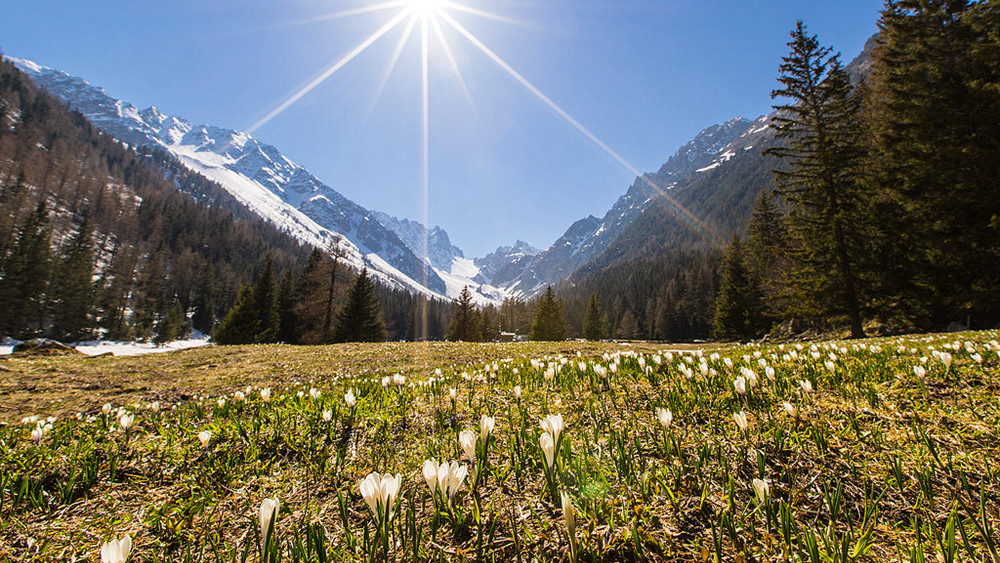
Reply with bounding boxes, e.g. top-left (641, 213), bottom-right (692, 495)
top-left (0, 56), bottom-right (311, 341)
